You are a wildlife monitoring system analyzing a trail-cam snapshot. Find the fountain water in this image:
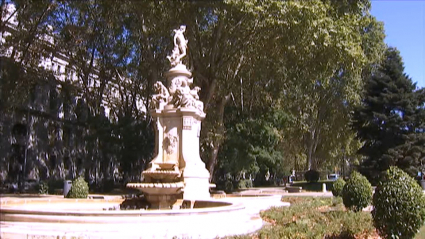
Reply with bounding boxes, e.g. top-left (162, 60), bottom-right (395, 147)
top-left (126, 25), bottom-right (213, 209)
